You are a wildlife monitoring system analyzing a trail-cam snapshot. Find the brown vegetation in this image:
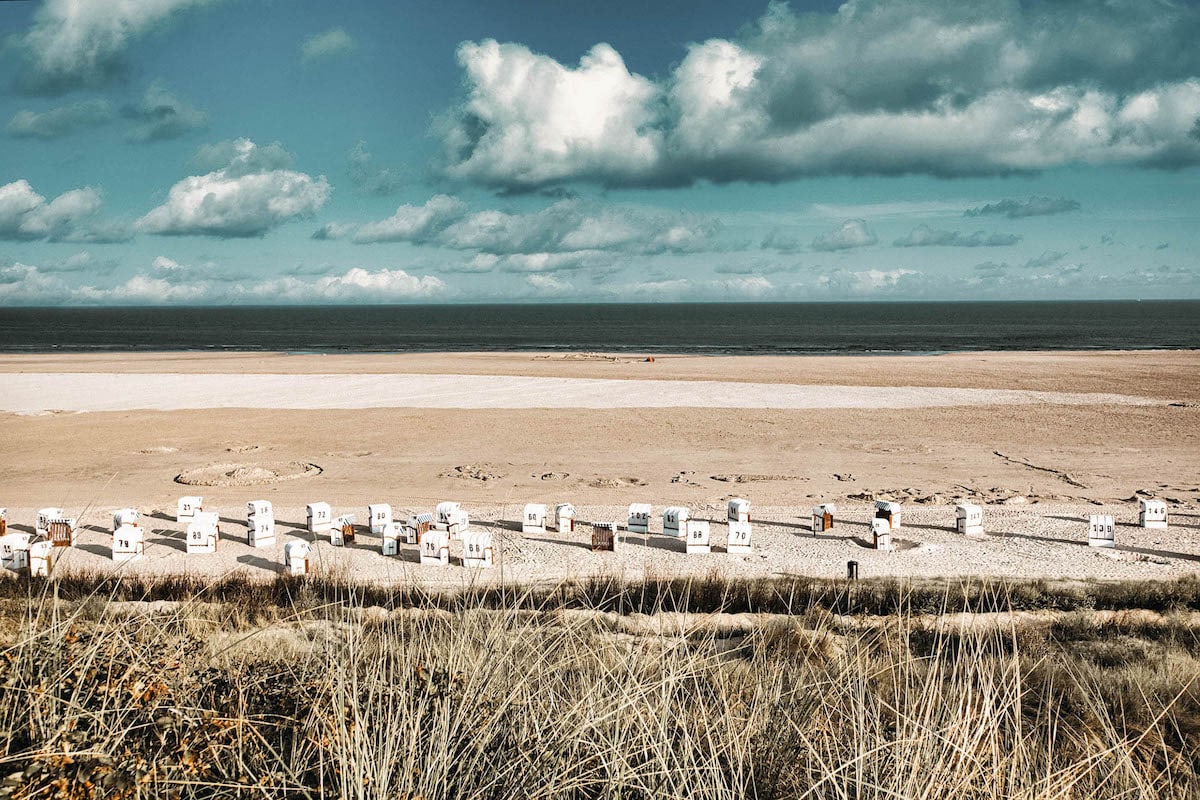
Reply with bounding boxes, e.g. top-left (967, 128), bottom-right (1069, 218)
top-left (0, 574), bottom-right (1198, 798)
